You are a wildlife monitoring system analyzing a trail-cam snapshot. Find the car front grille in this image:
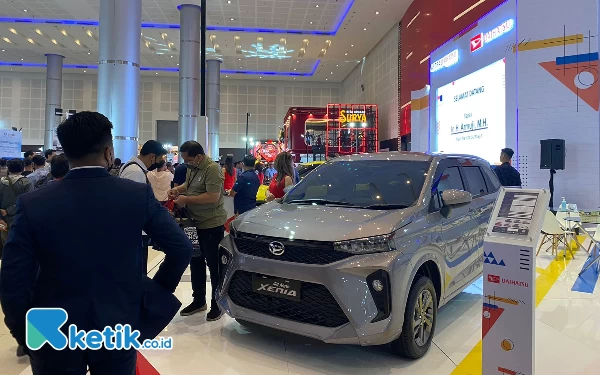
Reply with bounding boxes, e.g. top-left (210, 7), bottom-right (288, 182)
top-left (227, 270), bottom-right (350, 328)
top-left (233, 233), bottom-right (353, 265)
